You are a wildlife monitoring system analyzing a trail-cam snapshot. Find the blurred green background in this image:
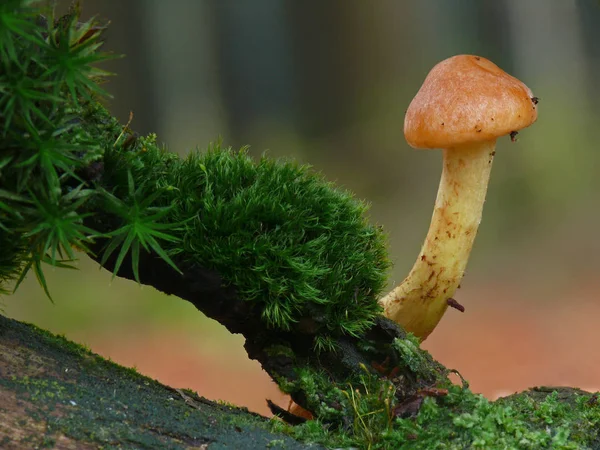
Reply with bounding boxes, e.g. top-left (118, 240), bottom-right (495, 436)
top-left (5, 0), bottom-right (600, 415)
